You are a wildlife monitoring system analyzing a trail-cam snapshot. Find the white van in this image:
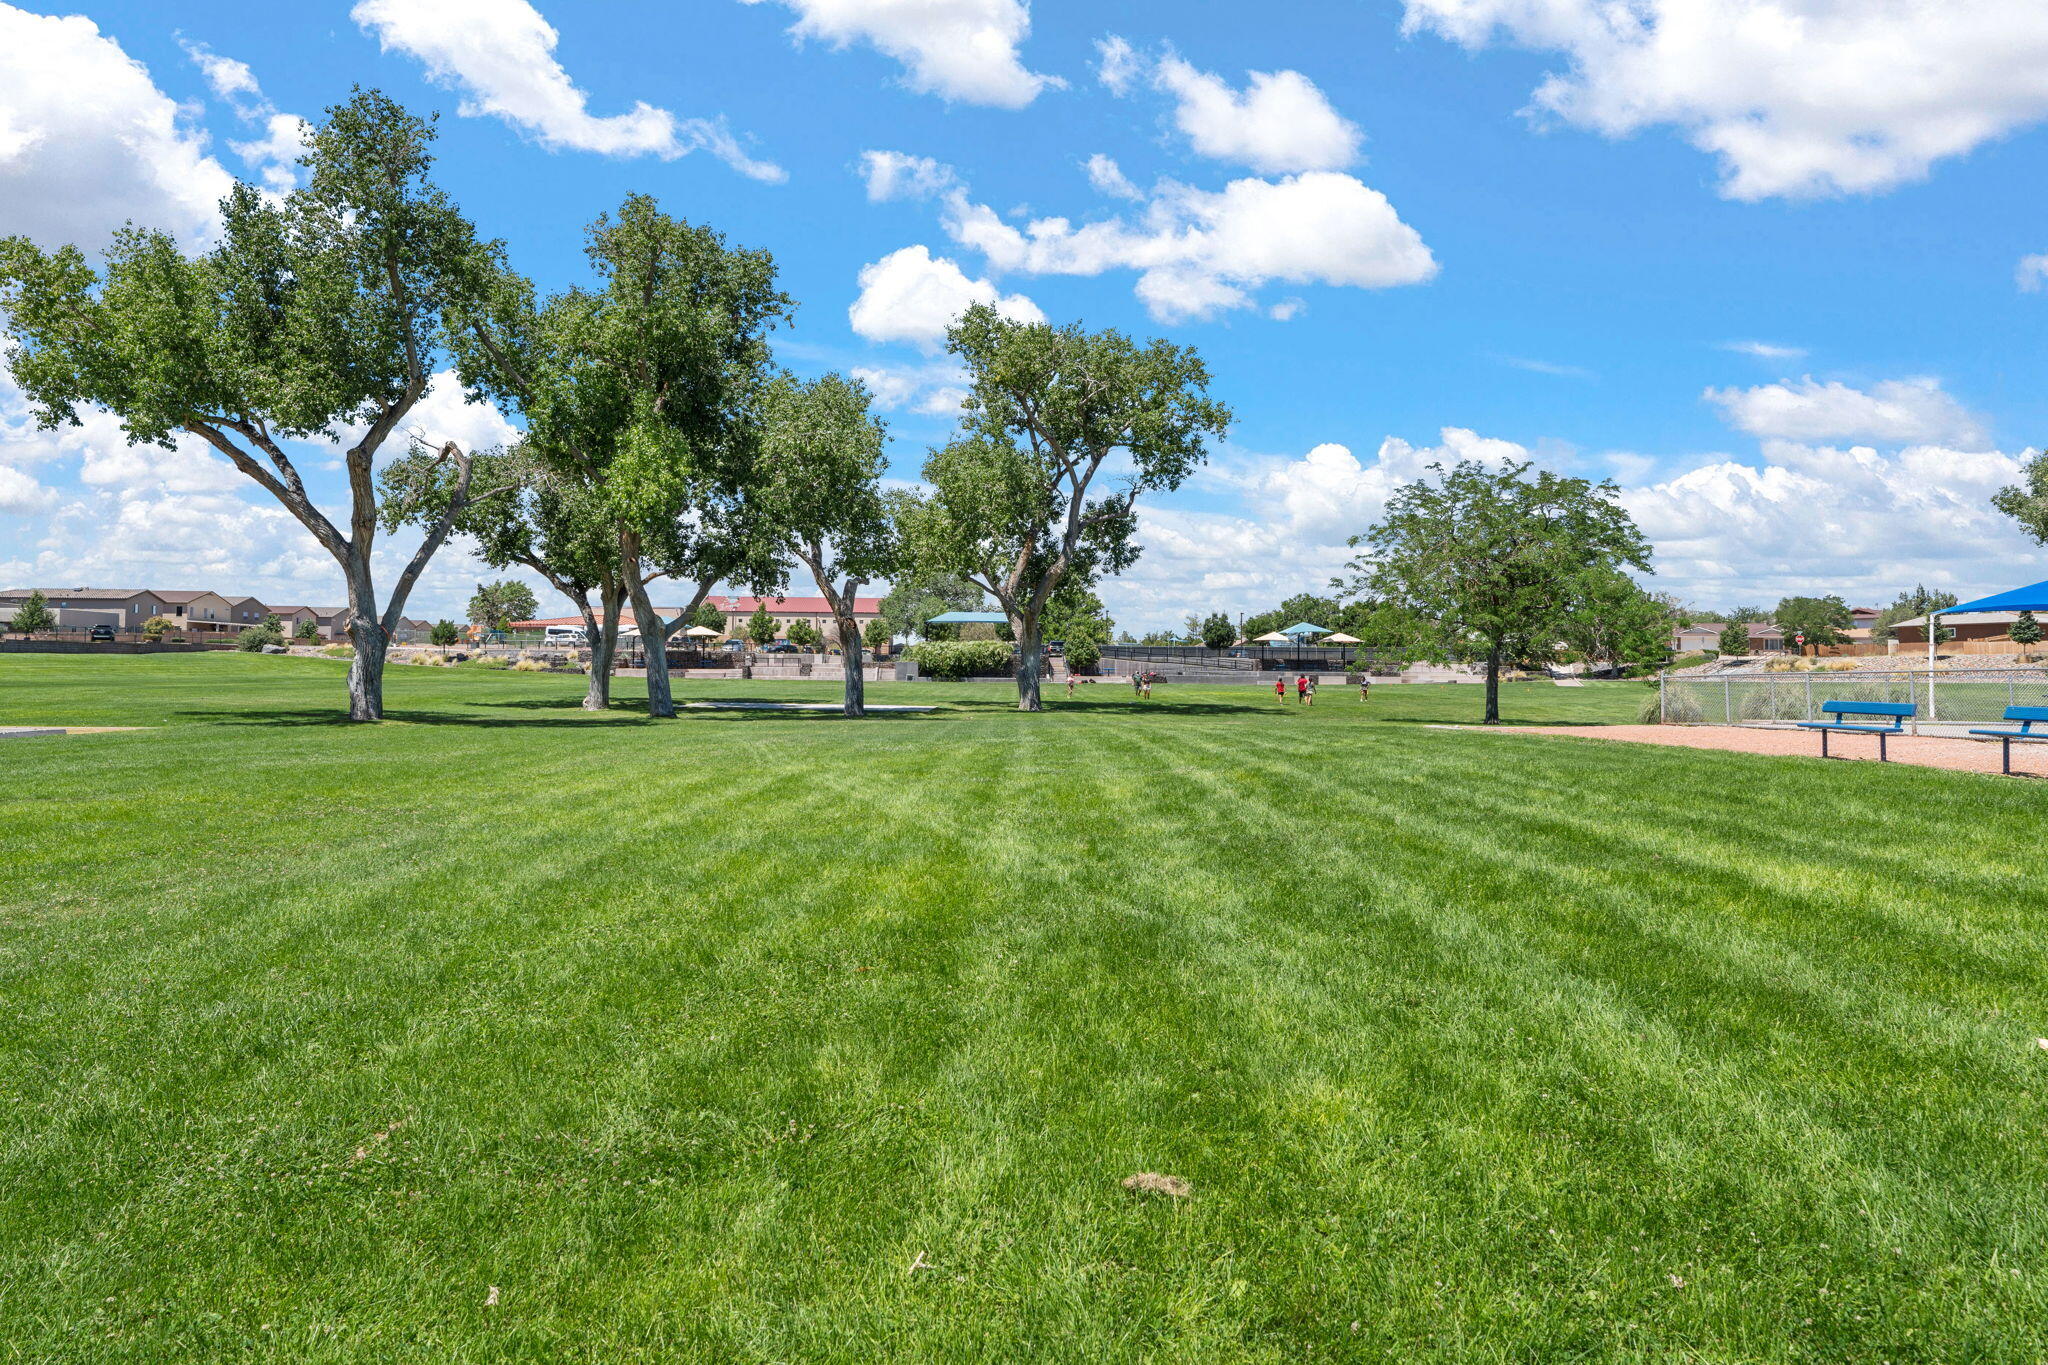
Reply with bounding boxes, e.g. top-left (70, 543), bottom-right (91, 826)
top-left (543, 624), bottom-right (588, 645)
